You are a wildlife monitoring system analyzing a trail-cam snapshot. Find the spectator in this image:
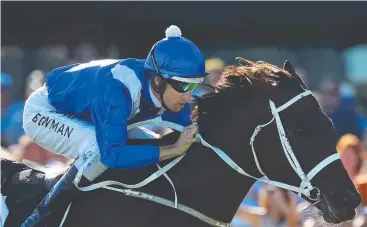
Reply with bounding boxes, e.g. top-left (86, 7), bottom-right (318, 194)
top-left (73, 42), bottom-right (99, 63)
top-left (258, 185), bottom-right (299, 227)
top-left (320, 78), bottom-right (339, 117)
top-left (105, 44), bottom-right (120, 59)
top-left (334, 133), bottom-right (367, 227)
top-left (232, 181), bottom-right (266, 227)
top-left (337, 134), bottom-right (364, 180)
top-left (193, 58), bottom-right (225, 97)
top-left (204, 58), bottom-right (225, 86)
top-left (1, 70), bottom-right (46, 147)
top-left (337, 134), bottom-right (367, 205)
top-left (8, 135), bottom-right (69, 167)
top-left (332, 81), bottom-right (366, 140)
top-left (26, 70), bottom-right (45, 97)
top-left (36, 45), bottom-right (70, 72)
top-left (1, 72), bottom-right (24, 147)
